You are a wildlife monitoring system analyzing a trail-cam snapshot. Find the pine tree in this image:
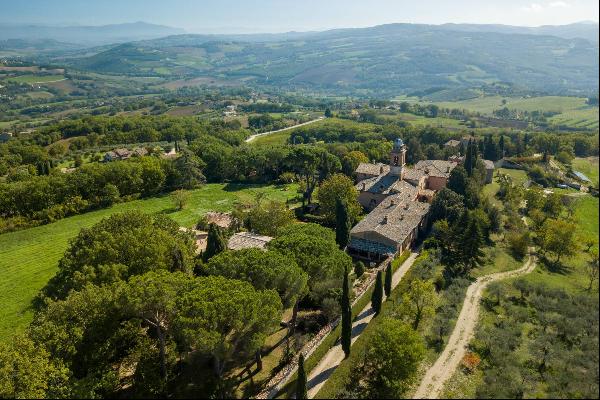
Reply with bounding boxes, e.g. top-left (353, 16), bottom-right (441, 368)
top-left (296, 353), bottom-right (308, 399)
top-left (371, 270), bottom-right (383, 315)
top-left (384, 263), bottom-right (392, 297)
top-left (341, 267), bottom-right (352, 358)
top-left (203, 223), bottom-right (226, 262)
top-left (459, 214), bottom-right (485, 275)
top-left (335, 199), bottom-right (351, 249)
